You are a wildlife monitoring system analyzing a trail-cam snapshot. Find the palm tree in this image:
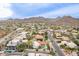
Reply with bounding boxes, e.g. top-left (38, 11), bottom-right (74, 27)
top-left (27, 40), bottom-right (33, 49)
